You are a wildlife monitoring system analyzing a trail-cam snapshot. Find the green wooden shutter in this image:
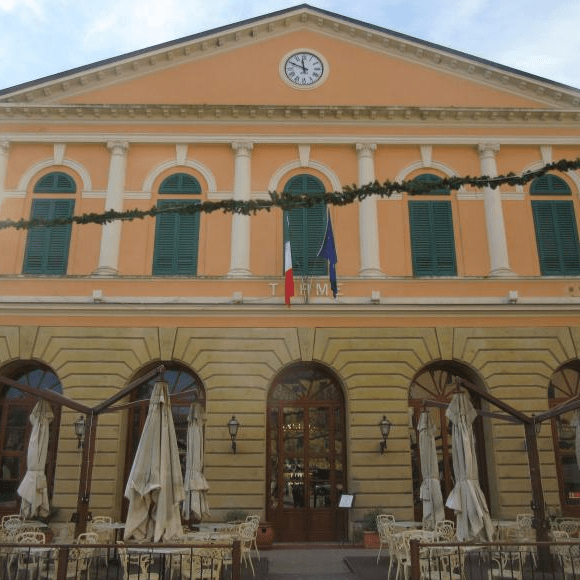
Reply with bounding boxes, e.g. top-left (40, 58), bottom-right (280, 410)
top-left (159, 173), bottom-right (201, 195)
top-left (23, 199), bottom-right (74, 274)
top-left (410, 173), bottom-right (450, 196)
top-left (532, 200), bottom-right (580, 275)
top-left (33, 172), bottom-right (76, 193)
top-left (153, 200), bottom-right (200, 275)
top-left (283, 175), bottom-right (327, 276)
top-left (409, 200), bottom-right (456, 276)
top-left (530, 174), bottom-right (571, 196)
